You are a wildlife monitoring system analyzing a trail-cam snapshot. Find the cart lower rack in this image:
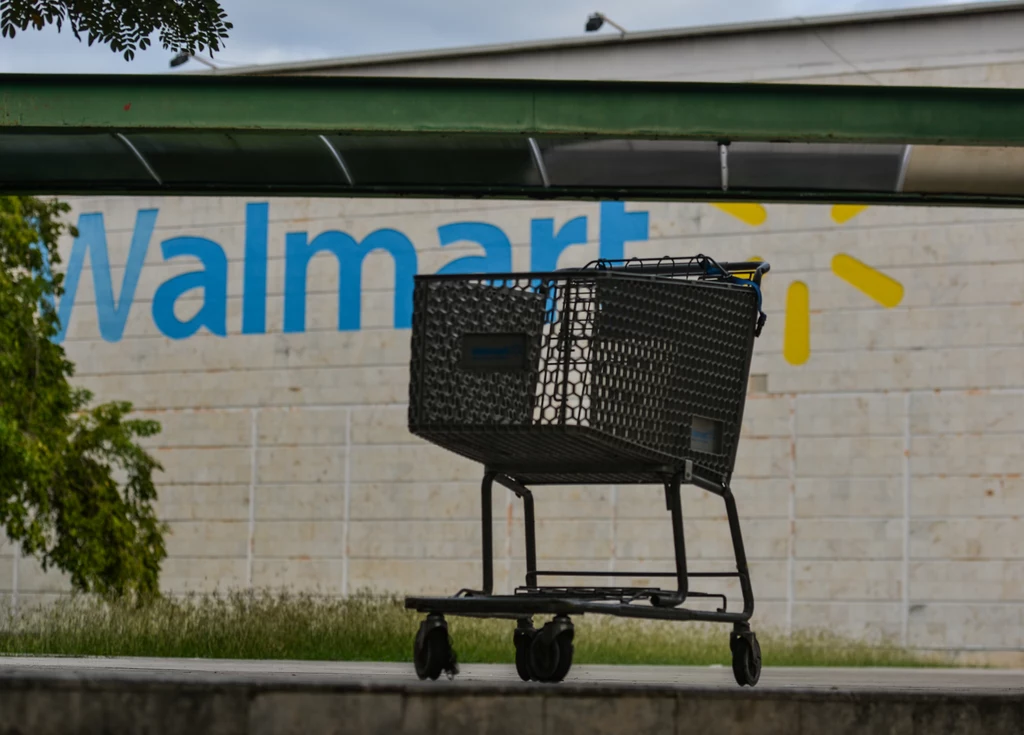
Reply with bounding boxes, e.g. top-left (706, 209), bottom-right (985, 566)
top-left (404, 255), bottom-right (770, 687)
